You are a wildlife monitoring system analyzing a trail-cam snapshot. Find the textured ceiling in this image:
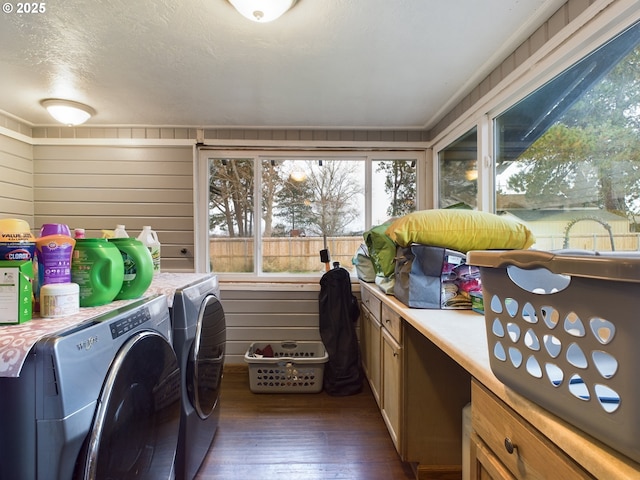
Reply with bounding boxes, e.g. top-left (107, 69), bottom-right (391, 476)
top-left (0, 0), bottom-right (565, 129)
